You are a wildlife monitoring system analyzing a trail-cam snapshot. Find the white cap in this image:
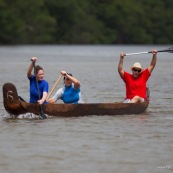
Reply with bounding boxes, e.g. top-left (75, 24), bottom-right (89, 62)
top-left (131, 62), bottom-right (142, 71)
